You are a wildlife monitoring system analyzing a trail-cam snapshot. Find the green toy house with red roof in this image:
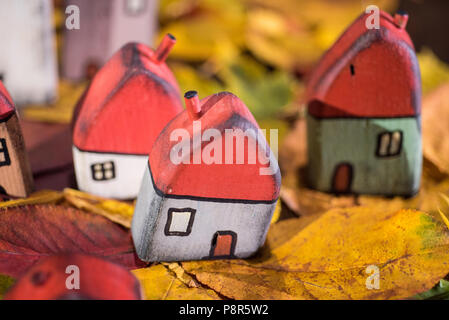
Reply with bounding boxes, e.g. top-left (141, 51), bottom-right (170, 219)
top-left (305, 10), bottom-right (422, 196)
